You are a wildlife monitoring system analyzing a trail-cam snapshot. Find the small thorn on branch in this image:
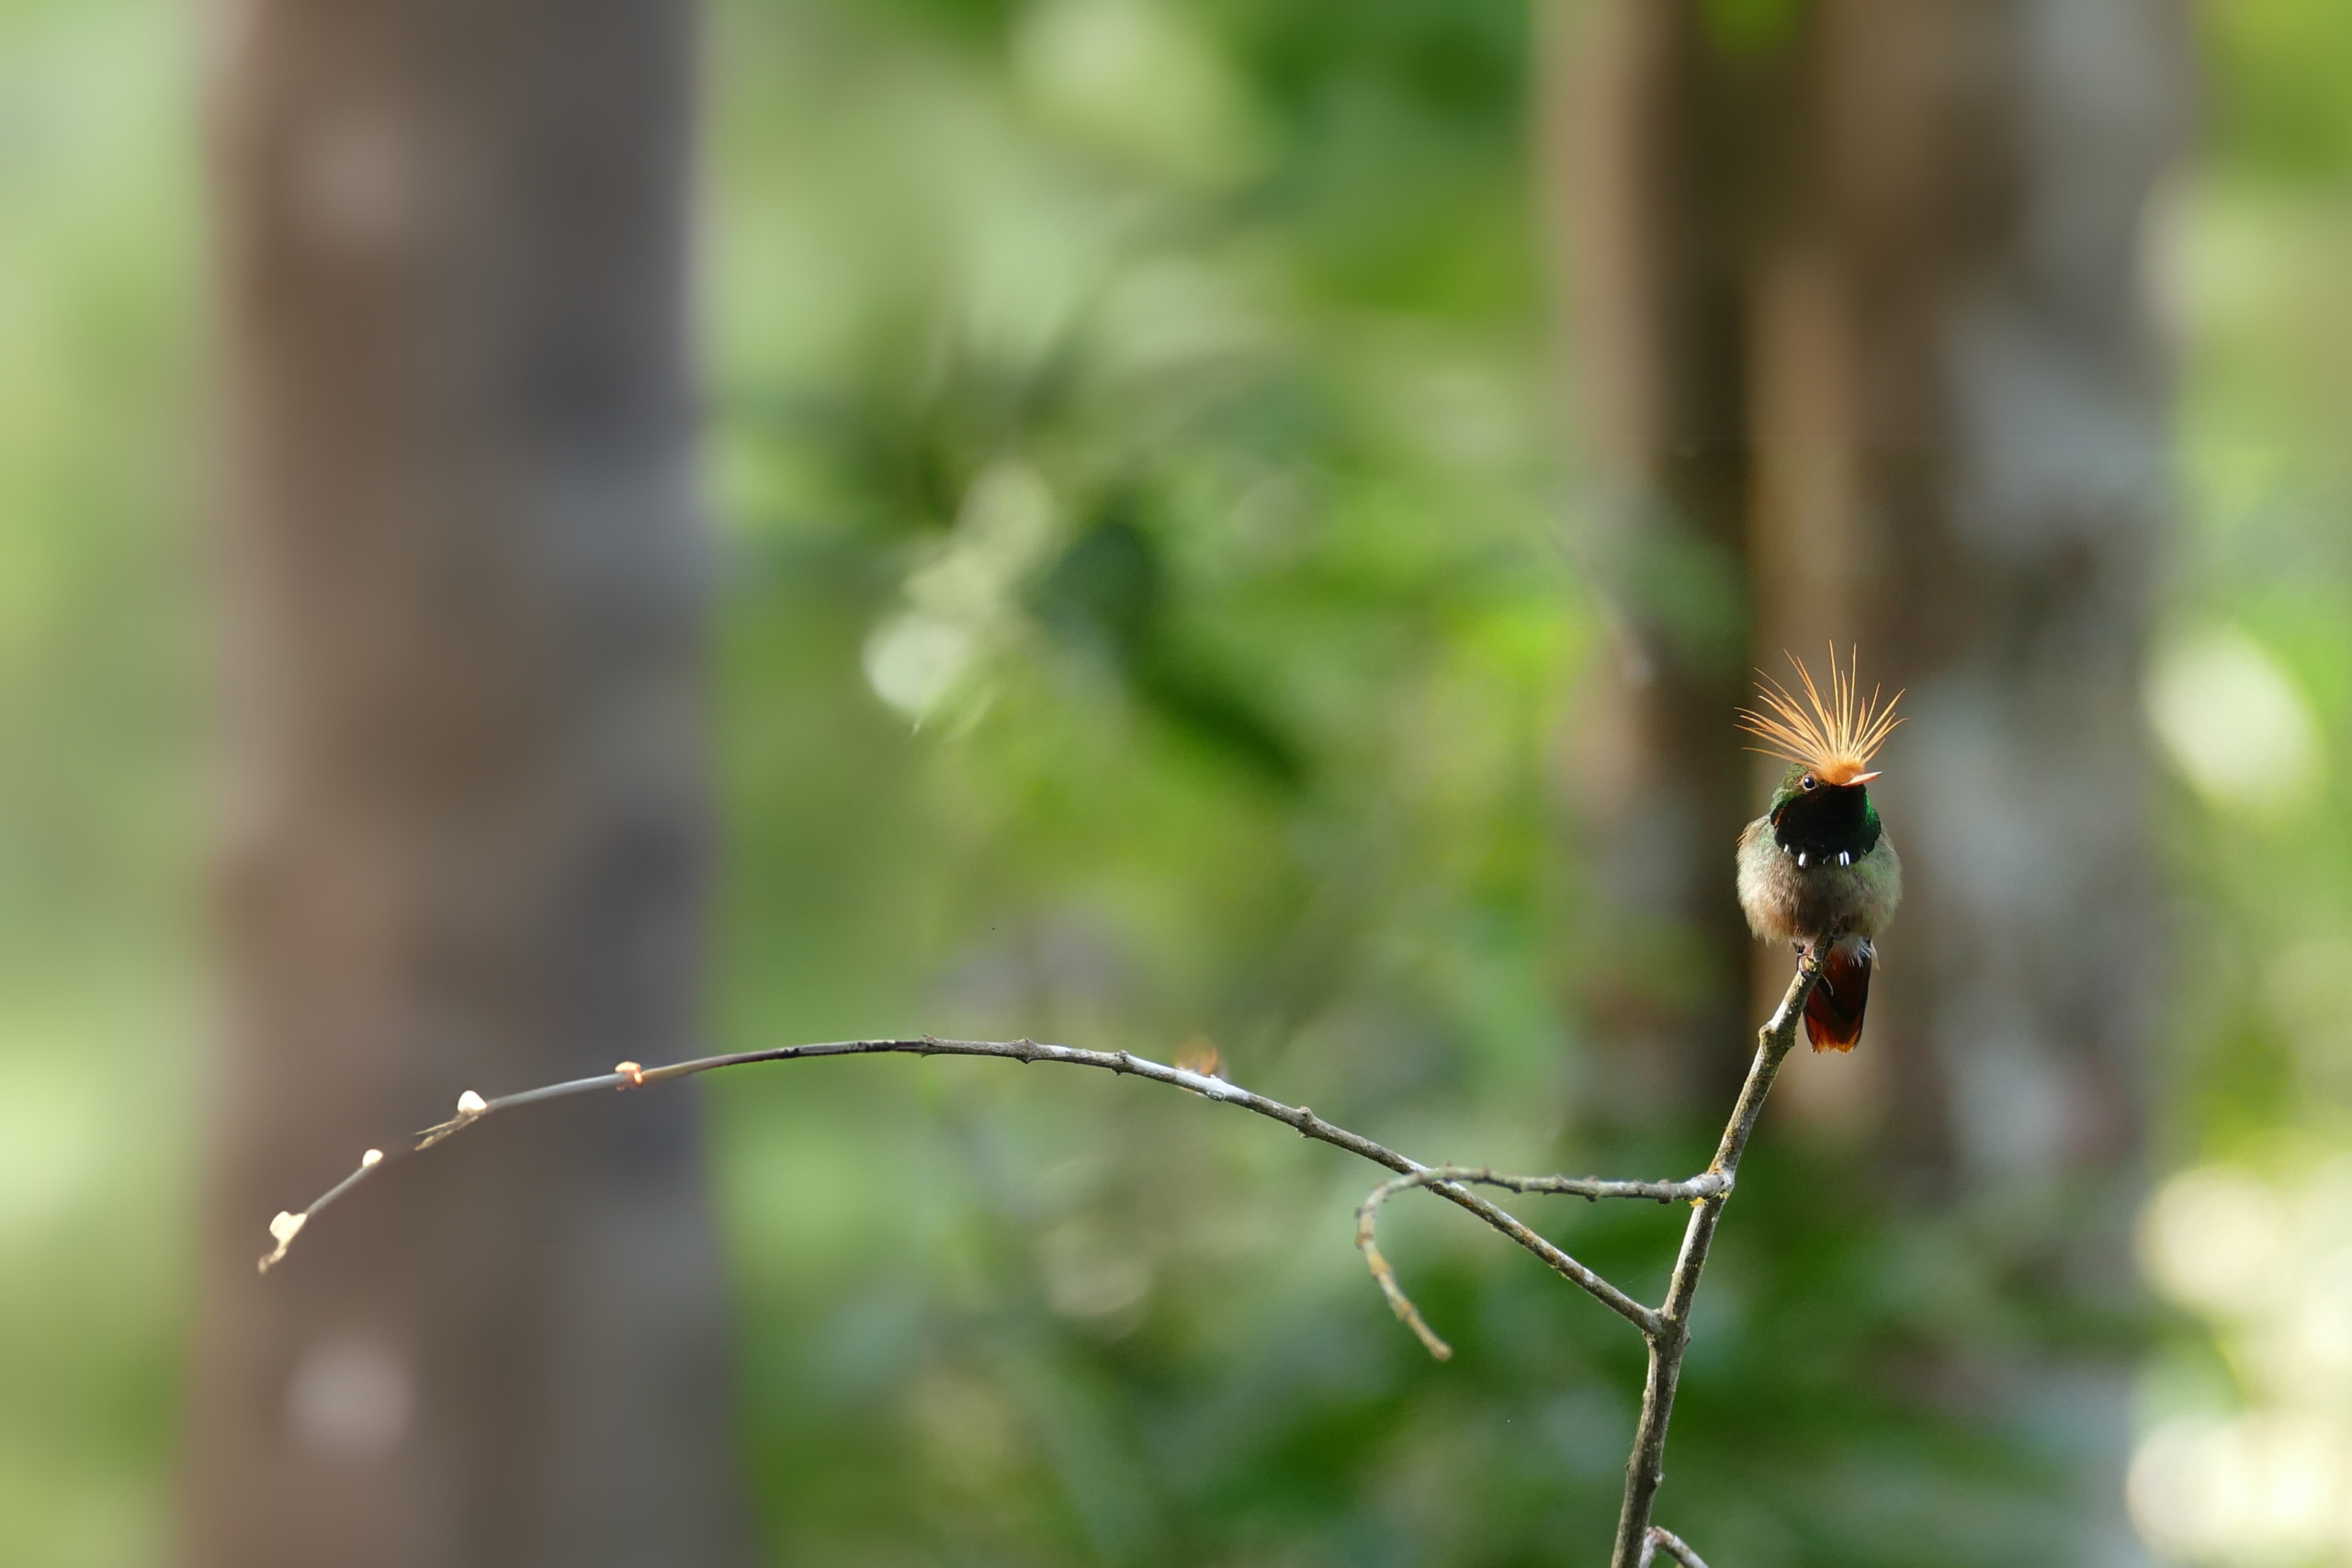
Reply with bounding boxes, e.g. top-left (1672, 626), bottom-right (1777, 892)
top-left (1640, 1526), bottom-right (1711, 1568)
top-left (415, 1089), bottom-right (490, 1150)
